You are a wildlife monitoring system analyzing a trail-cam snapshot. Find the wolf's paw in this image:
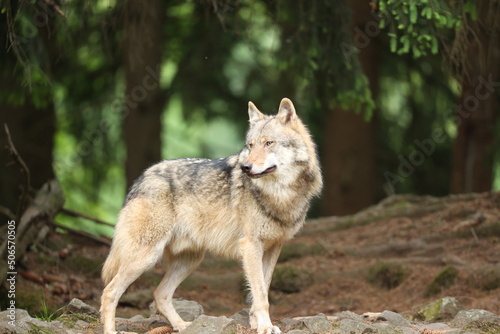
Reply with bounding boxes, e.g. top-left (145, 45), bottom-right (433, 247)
top-left (249, 315), bottom-right (258, 329)
top-left (257, 325), bottom-right (282, 334)
top-left (173, 321), bottom-right (191, 332)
